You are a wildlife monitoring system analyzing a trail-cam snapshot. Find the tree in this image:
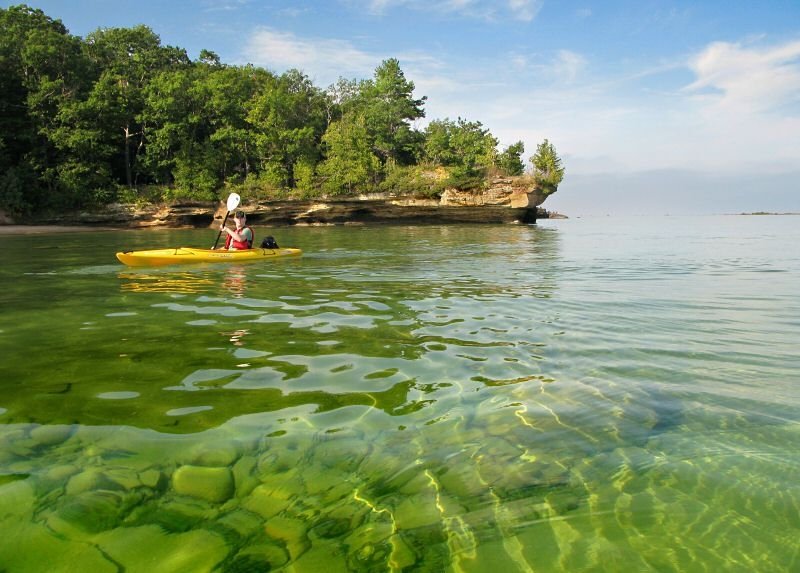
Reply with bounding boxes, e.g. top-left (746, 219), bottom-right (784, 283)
top-left (497, 141), bottom-right (525, 176)
top-left (204, 65), bottom-right (260, 182)
top-left (247, 69), bottom-right (327, 189)
top-left (530, 139), bottom-right (564, 195)
top-left (141, 66), bottom-right (219, 198)
top-left (359, 59), bottom-right (426, 167)
top-left (0, 4), bottom-right (99, 211)
top-left (318, 113), bottom-right (379, 195)
top-left (83, 25), bottom-right (190, 188)
top-left (4, 4), bottom-right (562, 210)
top-left (324, 77), bottom-right (360, 124)
top-left (423, 117), bottom-right (498, 179)
top-left (198, 49), bottom-right (221, 66)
